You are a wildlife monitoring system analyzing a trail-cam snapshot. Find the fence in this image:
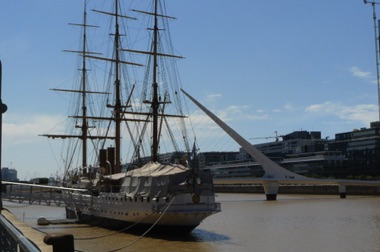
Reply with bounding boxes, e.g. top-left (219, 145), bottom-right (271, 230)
top-left (2, 183), bottom-right (66, 207)
top-left (0, 213), bottom-right (40, 252)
